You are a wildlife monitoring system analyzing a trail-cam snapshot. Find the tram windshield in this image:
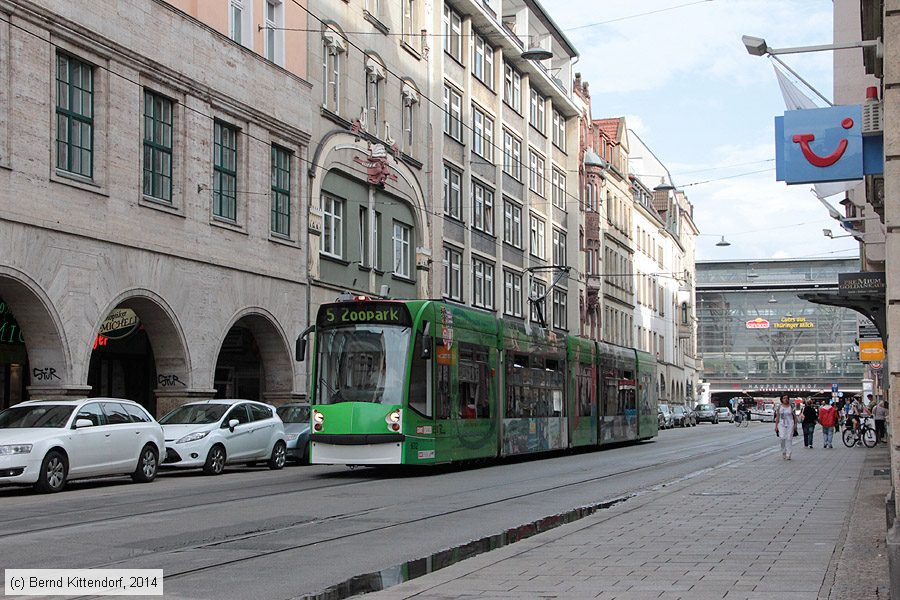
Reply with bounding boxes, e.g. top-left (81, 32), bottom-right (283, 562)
top-left (316, 325), bottom-right (410, 405)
